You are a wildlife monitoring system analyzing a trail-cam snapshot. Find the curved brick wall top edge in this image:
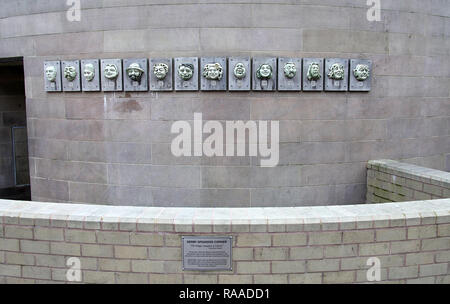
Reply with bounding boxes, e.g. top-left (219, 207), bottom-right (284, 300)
top-left (1, 199), bottom-right (449, 230)
top-left (368, 160), bottom-right (450, 187)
